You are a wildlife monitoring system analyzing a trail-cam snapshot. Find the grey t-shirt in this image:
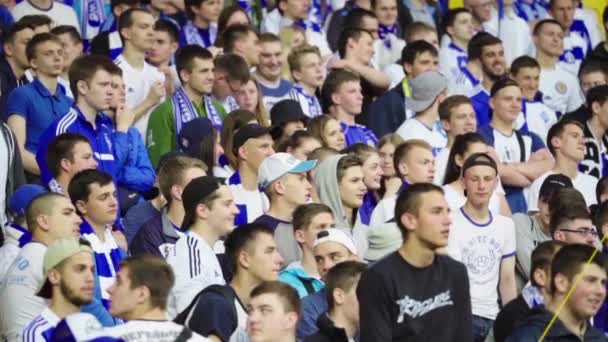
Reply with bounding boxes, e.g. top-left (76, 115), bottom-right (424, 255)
top-left (513, 213), bottom-right (551, 288)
